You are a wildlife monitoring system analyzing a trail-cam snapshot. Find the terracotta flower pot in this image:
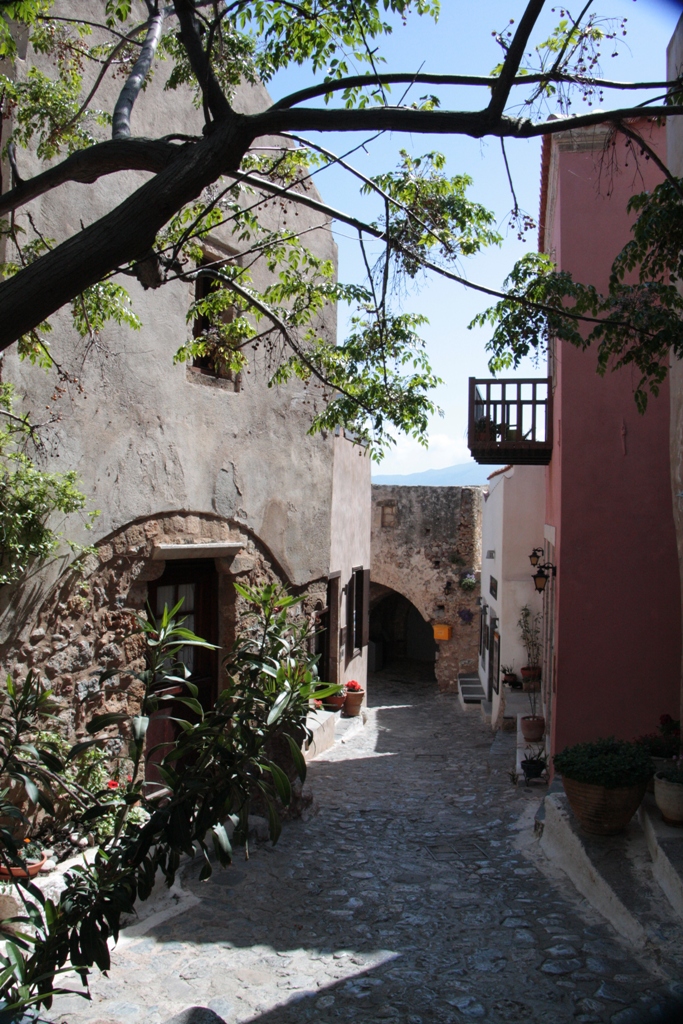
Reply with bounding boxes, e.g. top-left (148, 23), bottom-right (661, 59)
top-left (520, 716), bottom-right (545, 742)
top-left (521, 666), bottom-right (541, 681)
top-left (344, 690), bottom-right (365, 717)
top-left (654, 773), bottom-right (683, 826)
top-left (0, 853), bottom-right (47, 879)
top-left (323, 694), bottom-right (346, 712)
top-left (561, 777), bottom-right (647, 836)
